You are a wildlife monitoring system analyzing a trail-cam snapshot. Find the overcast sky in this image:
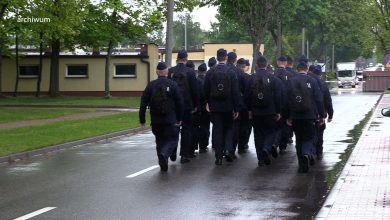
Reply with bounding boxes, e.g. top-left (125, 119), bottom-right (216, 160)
top-left (175, 5), bottom-right (218, 31)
